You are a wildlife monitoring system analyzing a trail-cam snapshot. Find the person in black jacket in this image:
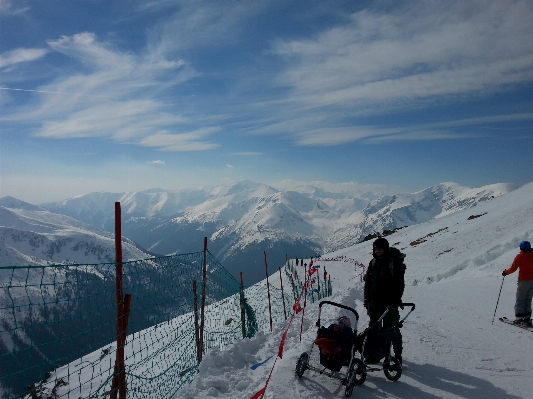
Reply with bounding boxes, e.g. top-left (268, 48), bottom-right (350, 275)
top-left (363, 237), bottom-right (406, 363)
